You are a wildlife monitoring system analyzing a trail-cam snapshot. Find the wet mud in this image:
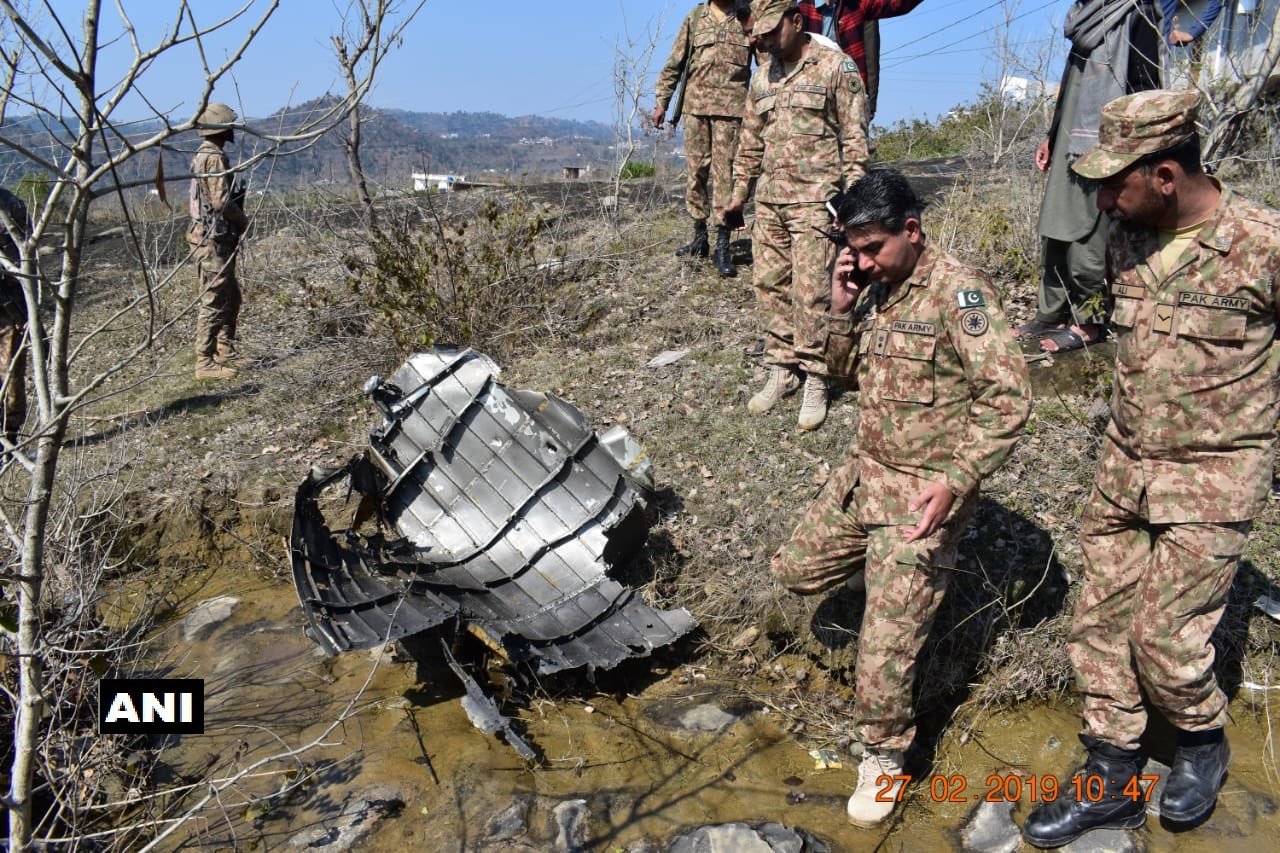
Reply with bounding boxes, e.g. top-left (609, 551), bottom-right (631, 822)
top-left (108, 560), bottom-right (1280, 852)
